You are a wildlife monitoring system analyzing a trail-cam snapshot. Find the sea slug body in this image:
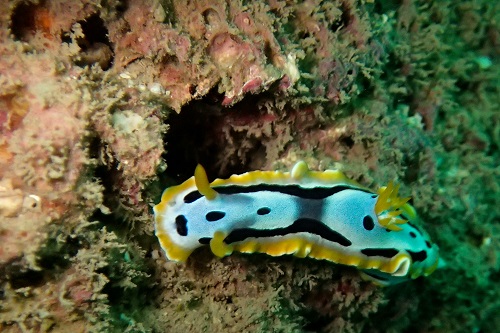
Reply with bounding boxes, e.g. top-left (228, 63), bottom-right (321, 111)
top-left (153, 161), bottom-right (440, 286)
